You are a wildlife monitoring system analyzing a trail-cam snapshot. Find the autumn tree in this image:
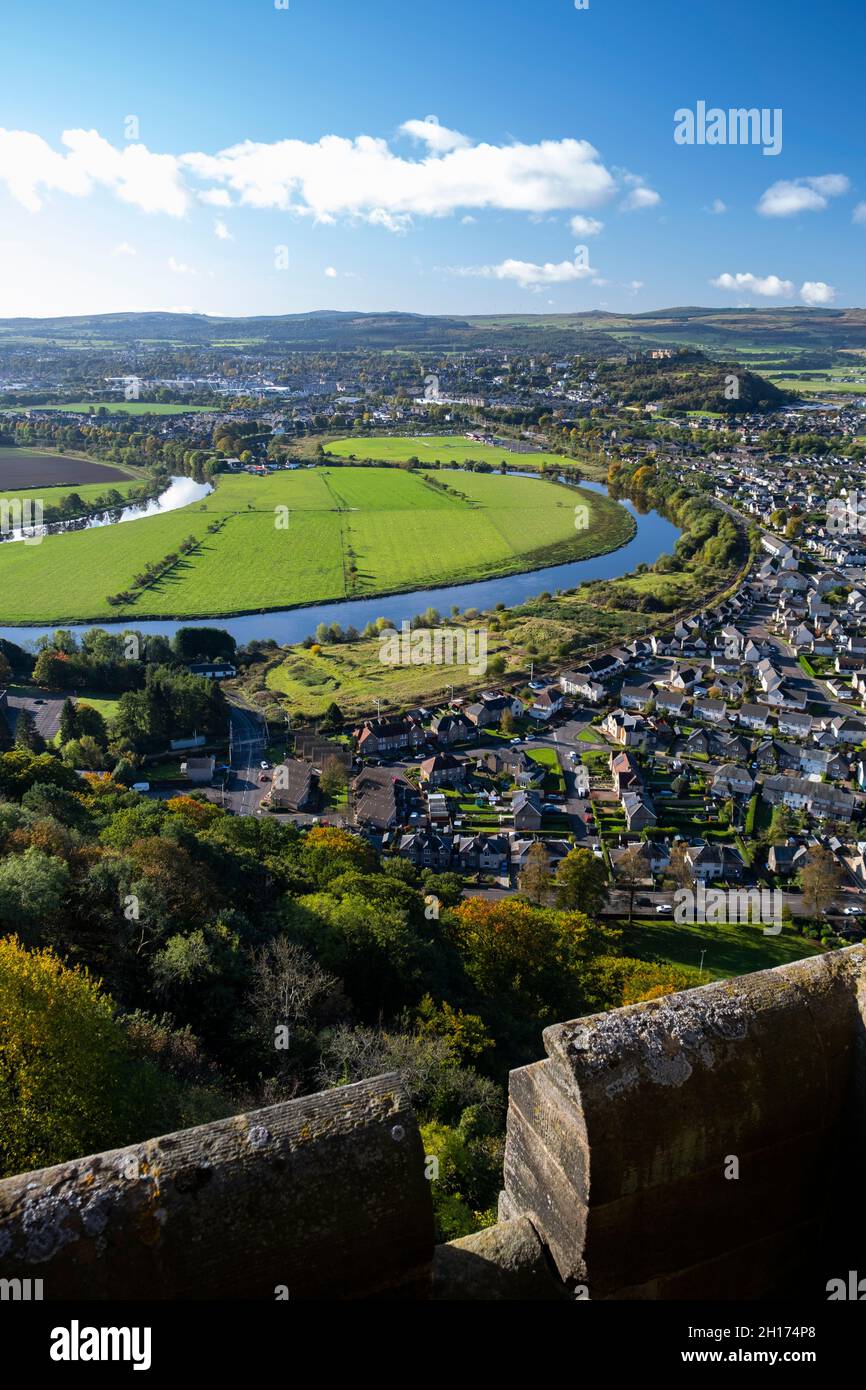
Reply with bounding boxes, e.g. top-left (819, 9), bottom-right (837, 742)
top-left (615, 843), bottom-right (649, 925)
top-left (519, 841), bottom-right (552, 904)
top-left (800, 846), bottom-right (842, 920)
top-left (555, 847), bottom-right (608, 915)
